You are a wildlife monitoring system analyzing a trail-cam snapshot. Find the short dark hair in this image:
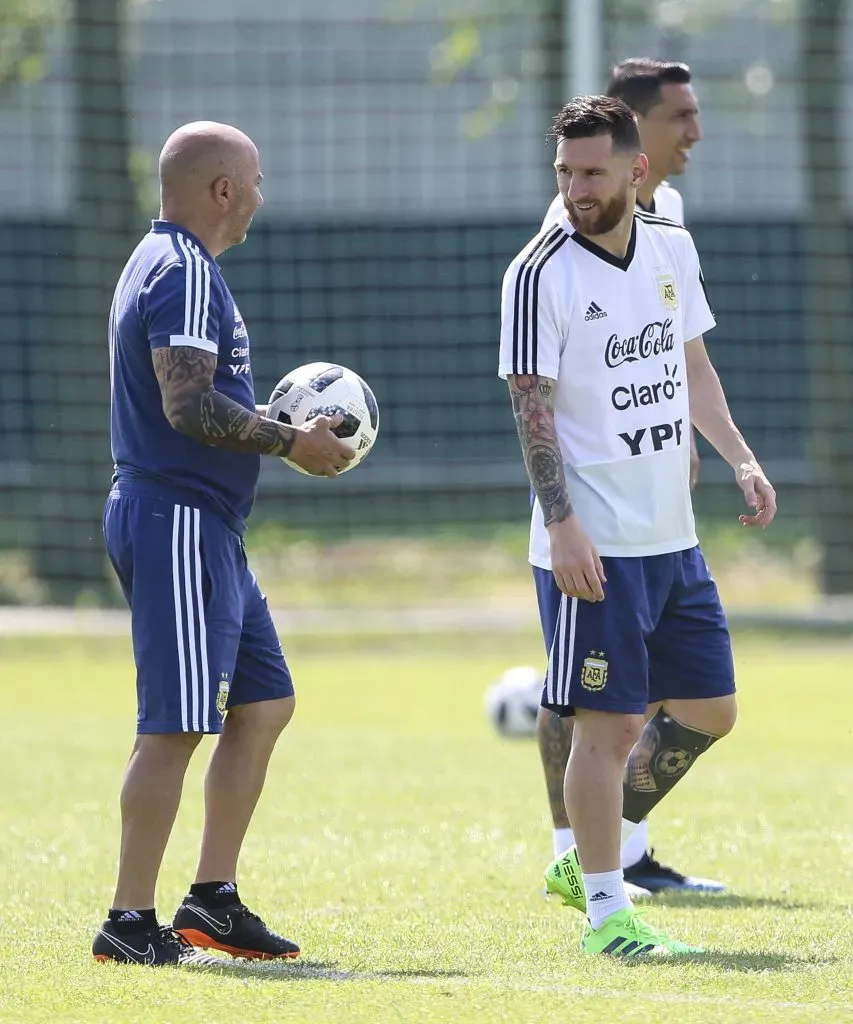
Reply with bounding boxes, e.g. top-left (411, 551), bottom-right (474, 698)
top-left (606, 58), bottom-right (692, 117)
top-left (549, 95), bottom-right (641, 154)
